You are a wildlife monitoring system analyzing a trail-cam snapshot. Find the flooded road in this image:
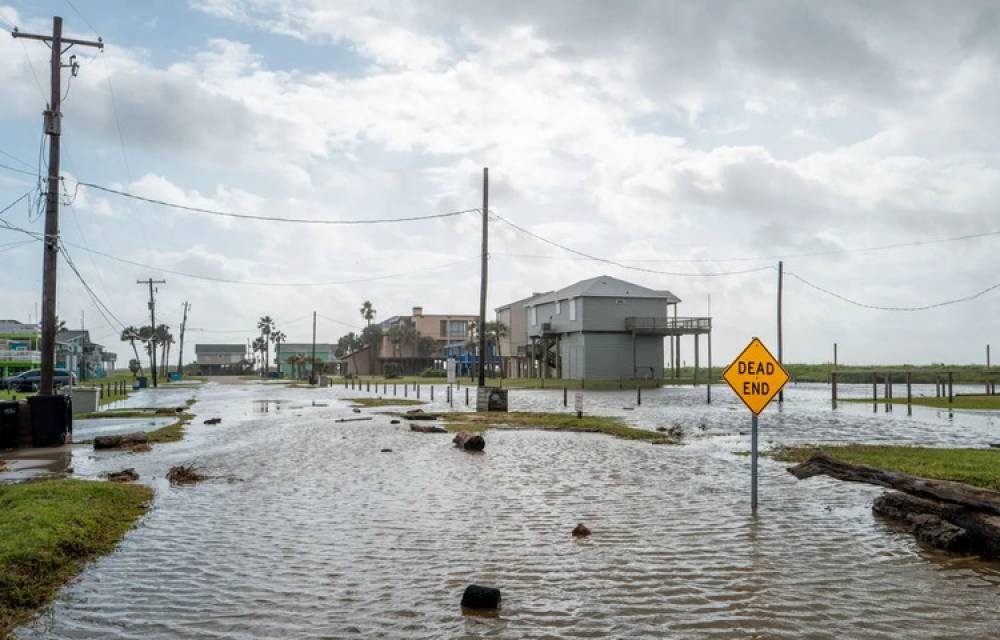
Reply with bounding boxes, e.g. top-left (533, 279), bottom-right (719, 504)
top-left (16, 380), bottom-right (1000, 639)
